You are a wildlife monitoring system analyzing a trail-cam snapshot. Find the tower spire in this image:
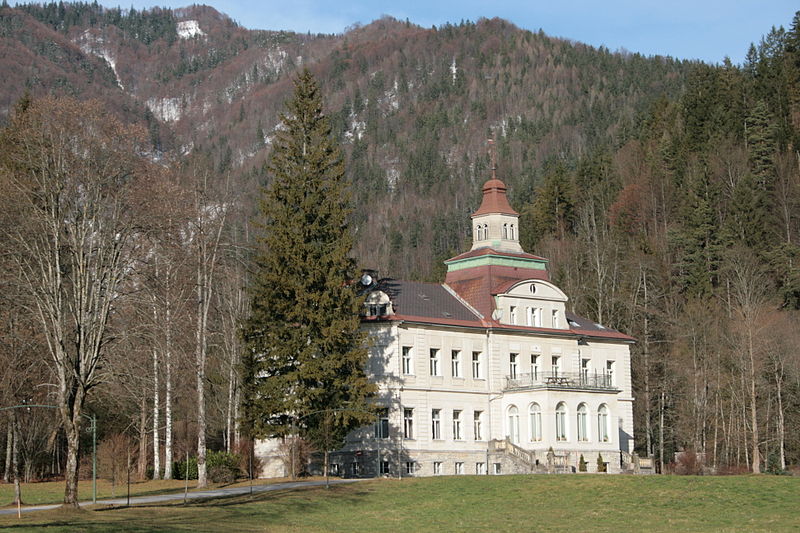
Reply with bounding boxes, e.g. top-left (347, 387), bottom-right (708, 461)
top-left (488, 138), bottom-right (497, 180)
